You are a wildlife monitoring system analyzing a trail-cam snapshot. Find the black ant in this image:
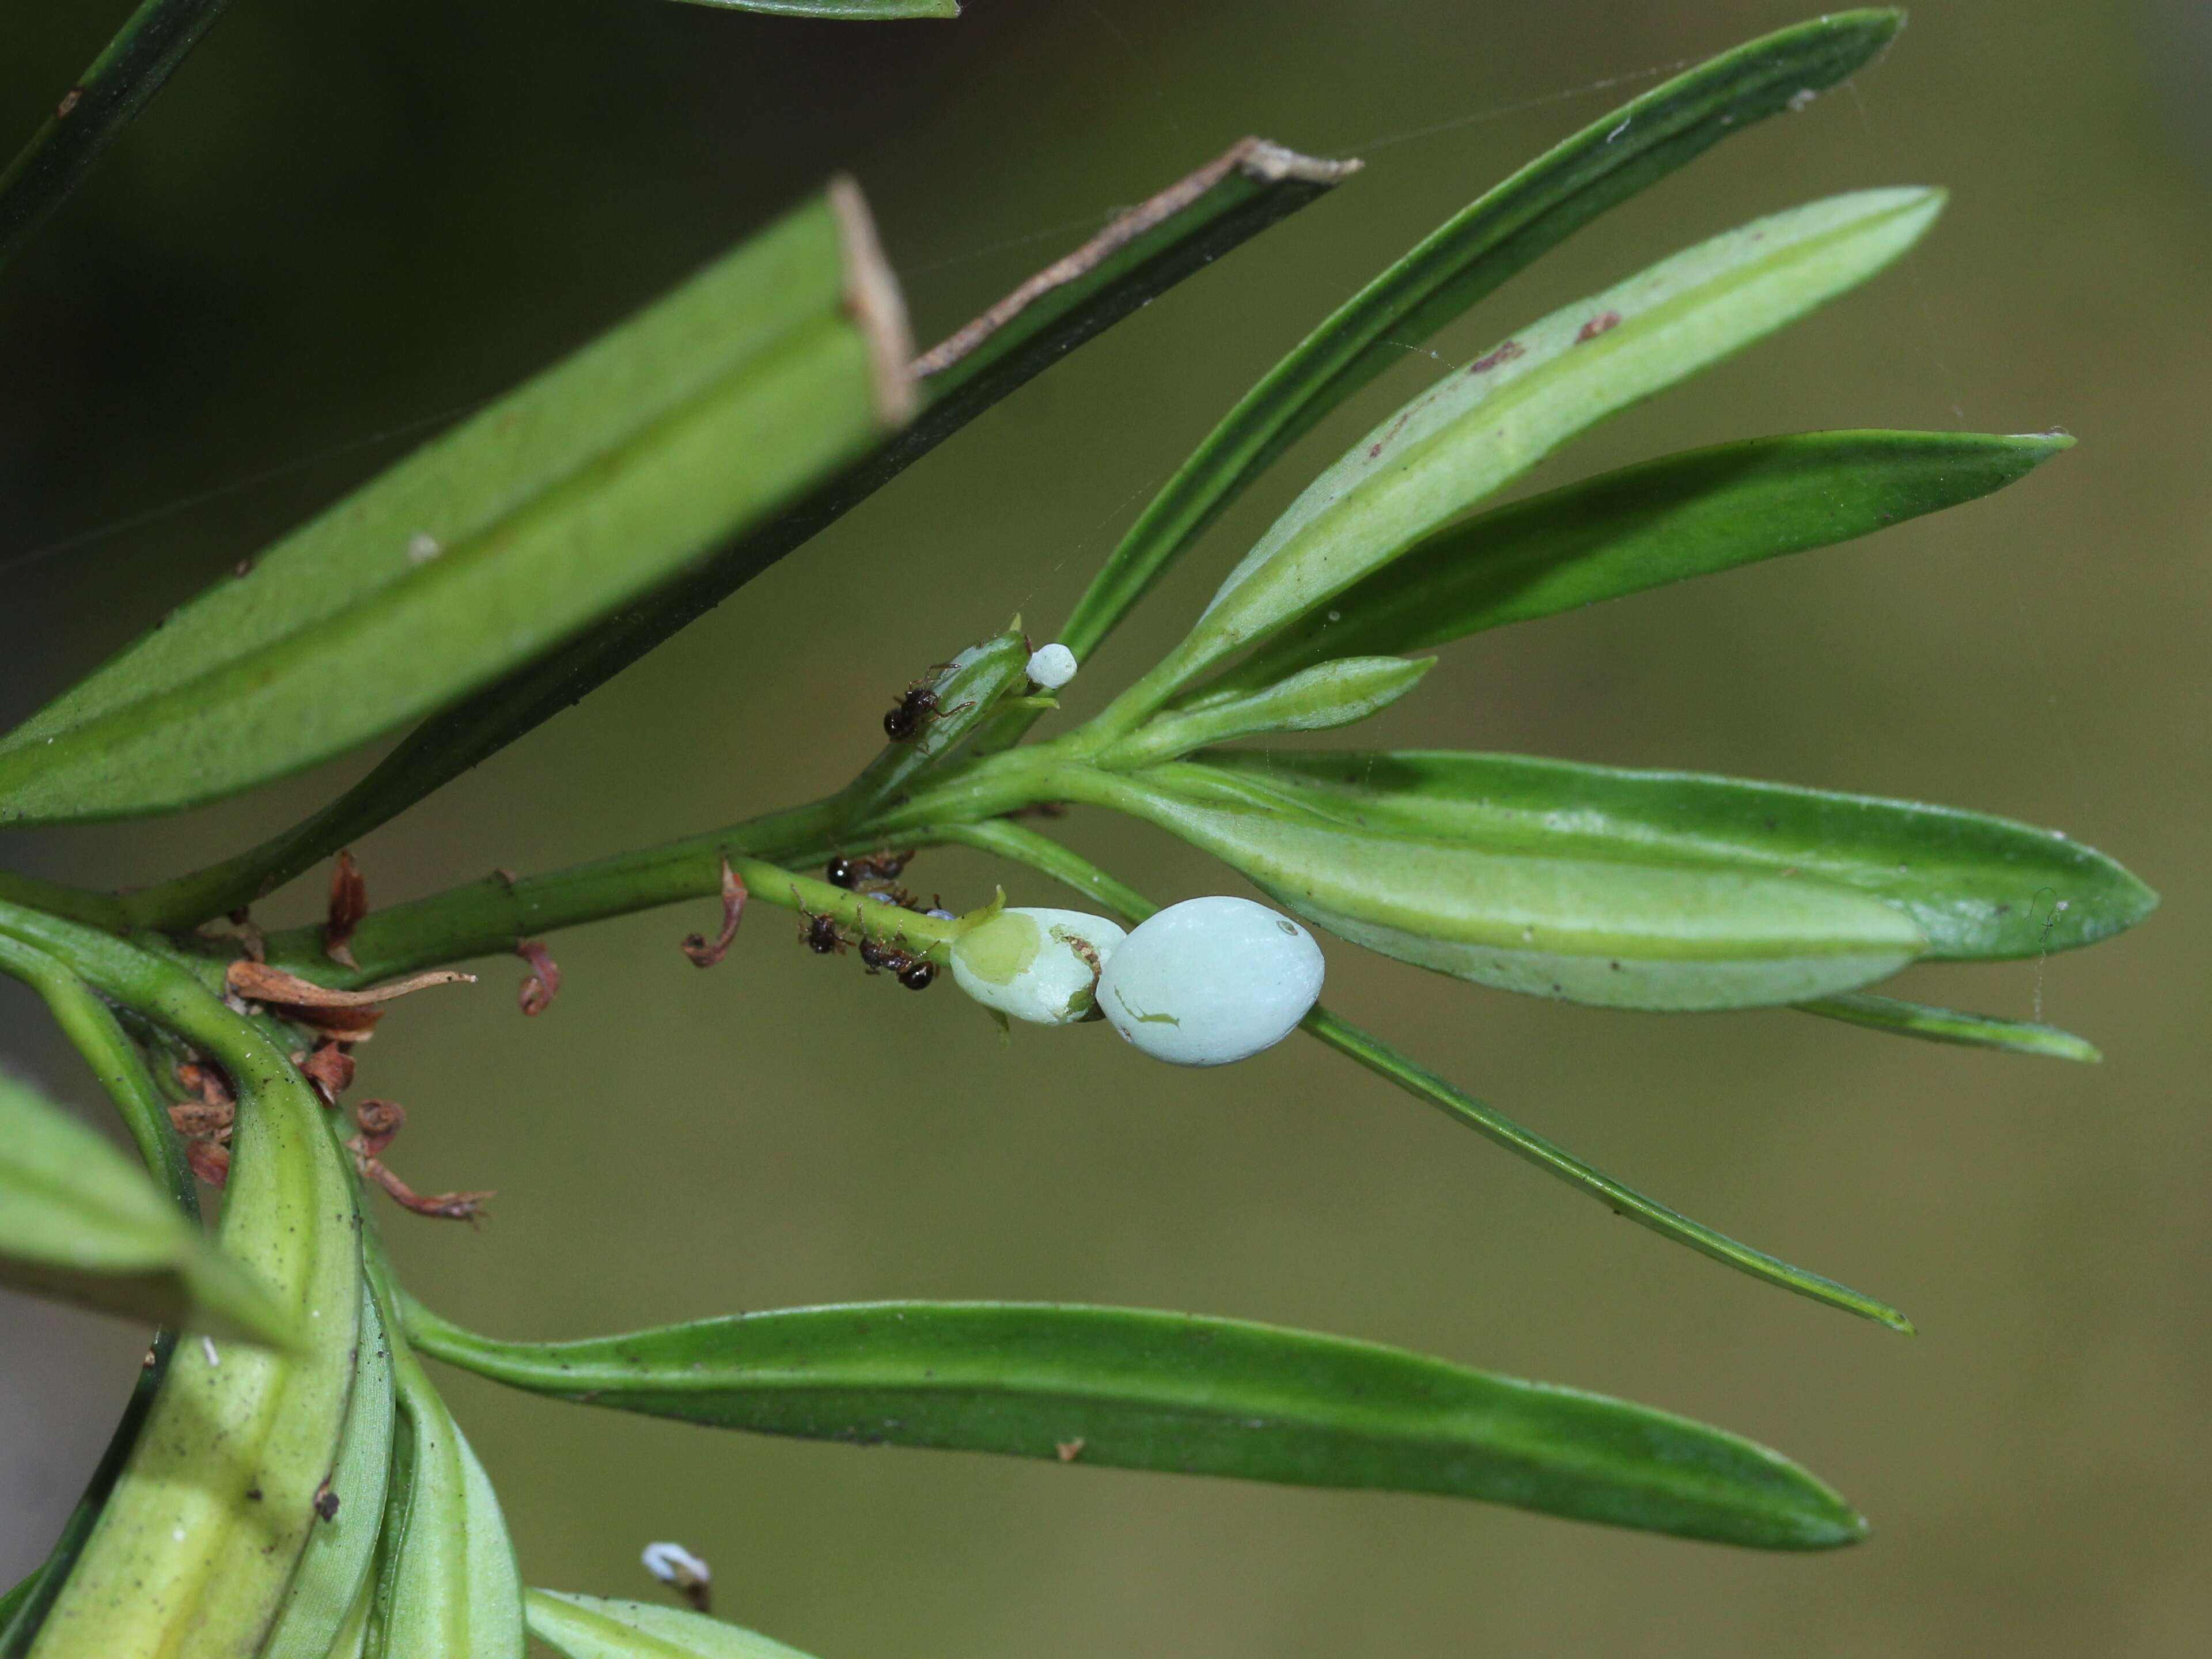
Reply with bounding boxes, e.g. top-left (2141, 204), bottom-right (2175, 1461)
top-left (827, 850), bottom-right (911, 890)
top-left (884, 672), bottom-right (974, 743)
top-left (858, 935), bottom-right (936, 990)
top-left (798, 909), bottom-right (846, 955)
